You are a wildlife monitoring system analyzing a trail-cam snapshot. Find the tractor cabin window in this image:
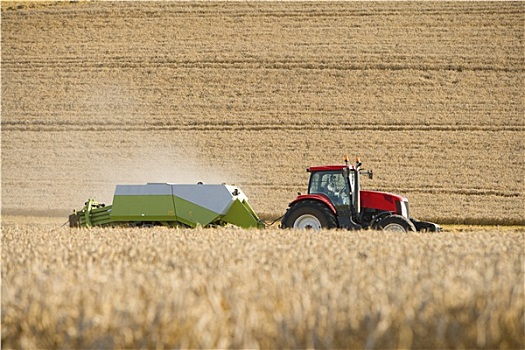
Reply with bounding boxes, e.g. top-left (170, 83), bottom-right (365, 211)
top-left (309, 171), bottom-right (349, 206)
